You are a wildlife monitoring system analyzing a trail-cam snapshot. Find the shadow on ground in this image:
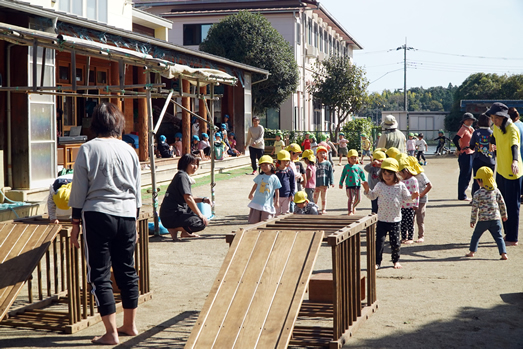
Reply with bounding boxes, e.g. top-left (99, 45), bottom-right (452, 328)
top-left (114, 311), bottom-right (197, 349)
top-left (349, 300), bottom-right (523, 349)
